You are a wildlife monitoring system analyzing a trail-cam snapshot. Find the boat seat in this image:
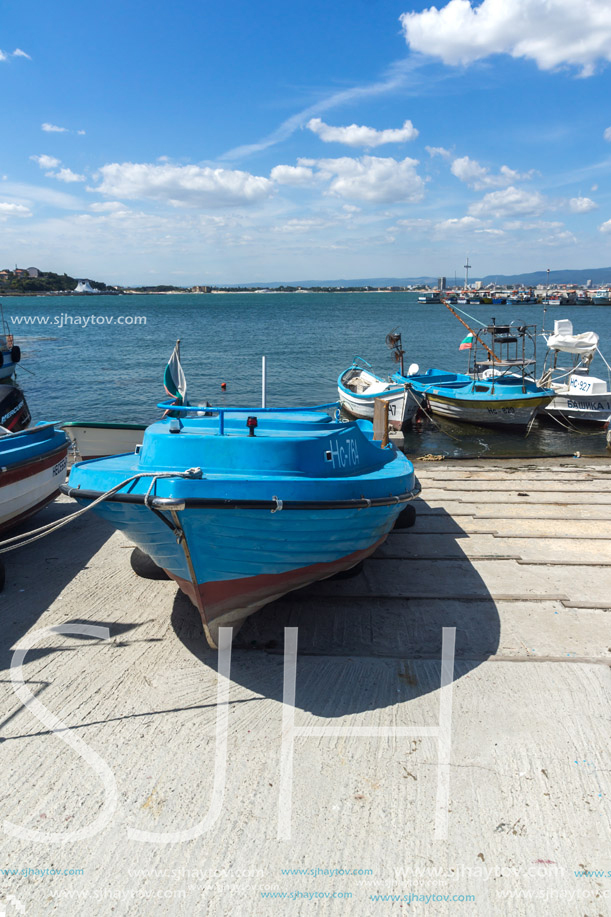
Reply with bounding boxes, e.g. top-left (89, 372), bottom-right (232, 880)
top-left (493, 335), bottom-right (517, 344)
